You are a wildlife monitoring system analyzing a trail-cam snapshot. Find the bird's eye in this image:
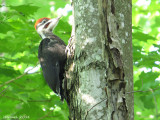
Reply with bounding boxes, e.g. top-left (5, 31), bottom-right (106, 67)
top-left (42, 19), bottom-right (47, 24)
